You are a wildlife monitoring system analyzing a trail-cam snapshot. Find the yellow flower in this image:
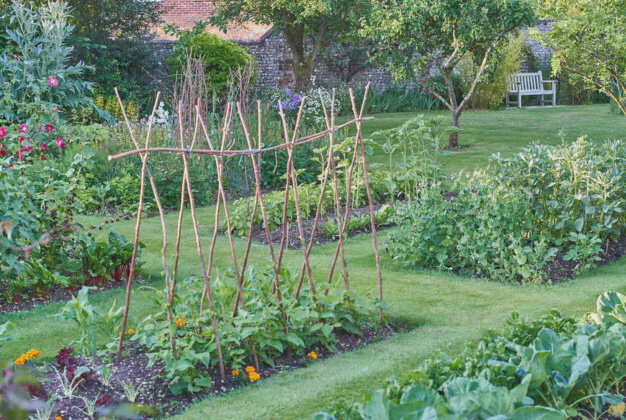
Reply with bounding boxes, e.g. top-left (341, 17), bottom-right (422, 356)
top-left (308, 351), bottom-right (318, 360)
top-left (232, 369), bottom-right (239, 377)
top-left (56, 417), bottom-right (62, 420)
top-left (248, 371), bottom-right (260, 382)
top-left (245, 365), bottom-right (256, 373)
top-left (127, 329), bottom-right (135, 335)
top-left (609, 403), bottom-right (625, 416)
top-left (176, 317), bottom-right (188, 328)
